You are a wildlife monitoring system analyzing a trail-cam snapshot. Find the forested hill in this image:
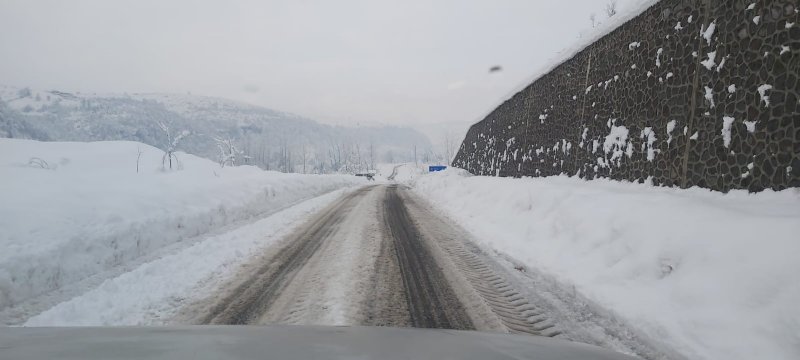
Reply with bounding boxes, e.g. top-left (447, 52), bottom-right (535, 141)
top-left (0, 85), bottom-right (433, 173)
